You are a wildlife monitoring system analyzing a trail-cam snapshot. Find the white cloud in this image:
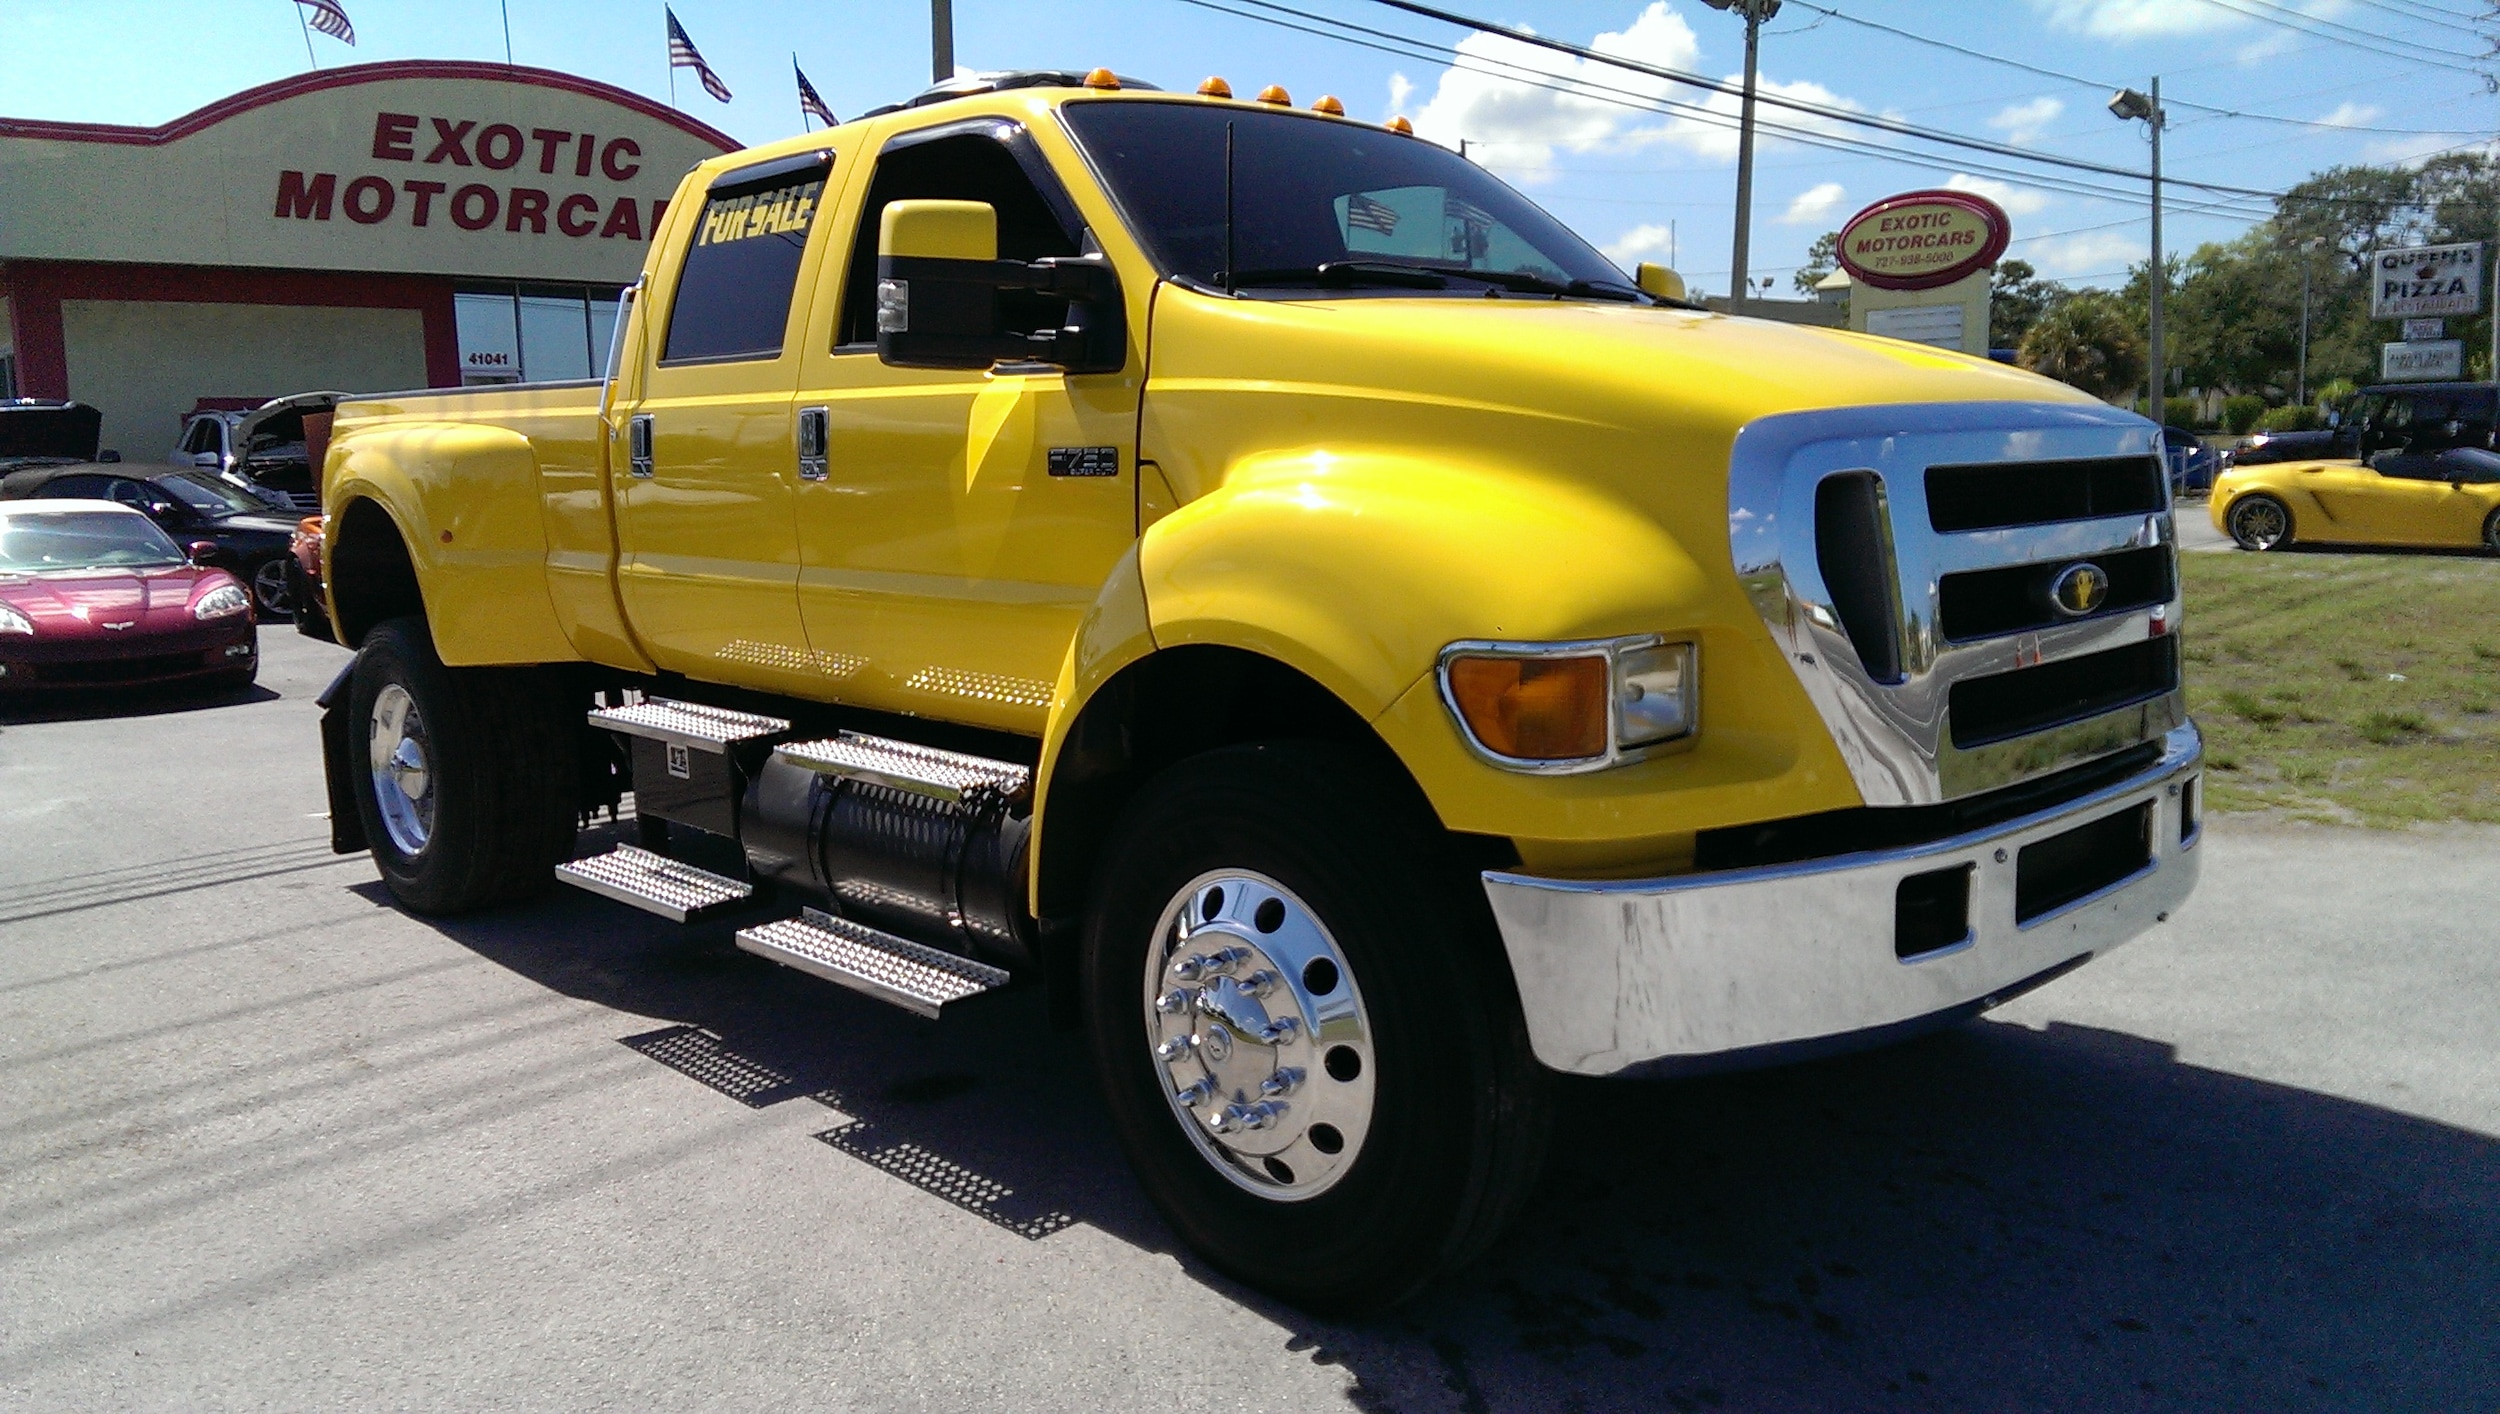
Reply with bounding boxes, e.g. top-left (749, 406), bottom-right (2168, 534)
top-left (1386, 71), bottom-right (1415, 118)
top-left (1944, 172), bottom-right (2051, 219)
top-left (2025, 229), bottom-right (2146, 282)
top-left (1602, 223), bottom-right (1677, 268)
top-left (1403, 2), bottom-right (1878, 182)
top-left (2366, 132), bottom-right (2493, 166)
top-left (1987, 97), bottom-right (2064, 146)
top-left (2316, 101), bottom-right (2381, 128)
top-left (1778, 182), bottom-right (1847, 225)
top-left (2029, 0), bottom-right (2238, 38)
